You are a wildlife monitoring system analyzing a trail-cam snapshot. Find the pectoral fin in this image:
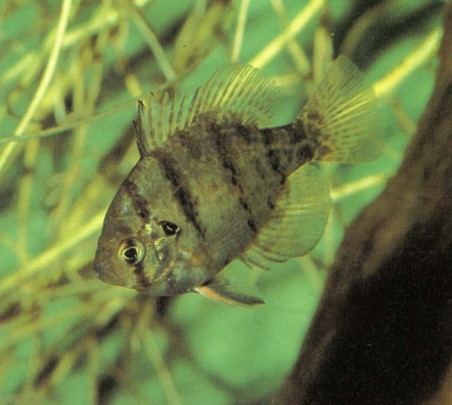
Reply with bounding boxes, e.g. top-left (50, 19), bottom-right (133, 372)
top-left (243, 163), bottom-right (330, 267)
top-left (194, 280), bottom-right (264, 307)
